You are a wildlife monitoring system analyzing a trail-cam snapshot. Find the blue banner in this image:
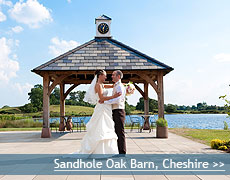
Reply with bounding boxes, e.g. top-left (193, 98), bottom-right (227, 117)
top-left (0, 154), bottom-right (229, 175)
